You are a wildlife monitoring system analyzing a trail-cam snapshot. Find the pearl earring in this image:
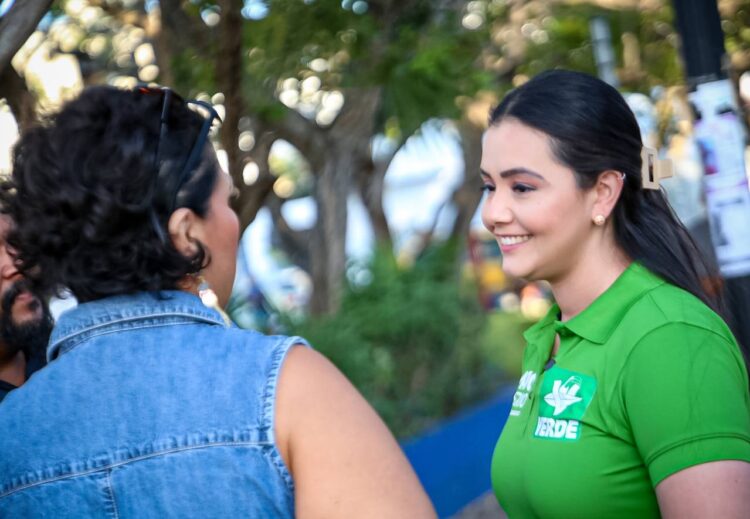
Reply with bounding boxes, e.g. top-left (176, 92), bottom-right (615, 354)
top-left (197, 275), bottom-right (232, 326)
top-left (593, 215), bottom-right (606, 226)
